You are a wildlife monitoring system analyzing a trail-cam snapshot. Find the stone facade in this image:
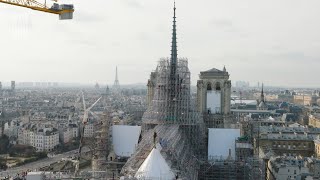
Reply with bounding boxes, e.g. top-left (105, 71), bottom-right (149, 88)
top-left (309, 114), bottom-right (320, 128)
top-left (256, 126), bottom-right (319, 157)
top-left (146, 72), bottom-right (157, 107)
top-left (18, 126), bottom-right (59, 152)
top-left (197, 67), bottom-right (232, 128)
top-left (267, 156), bottom-right (310, 180)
